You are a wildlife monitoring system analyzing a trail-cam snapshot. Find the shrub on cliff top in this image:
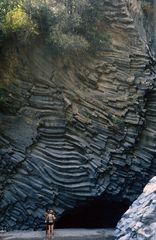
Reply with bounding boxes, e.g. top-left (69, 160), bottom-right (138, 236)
top-left (4, 5), bottom-right (37, 41)
top-left (40, 0), bottom-right (110, 54)
top-left (0, 1), bottom-right (37, 43)
top-left (48, 27), bottom-right (90, 54)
